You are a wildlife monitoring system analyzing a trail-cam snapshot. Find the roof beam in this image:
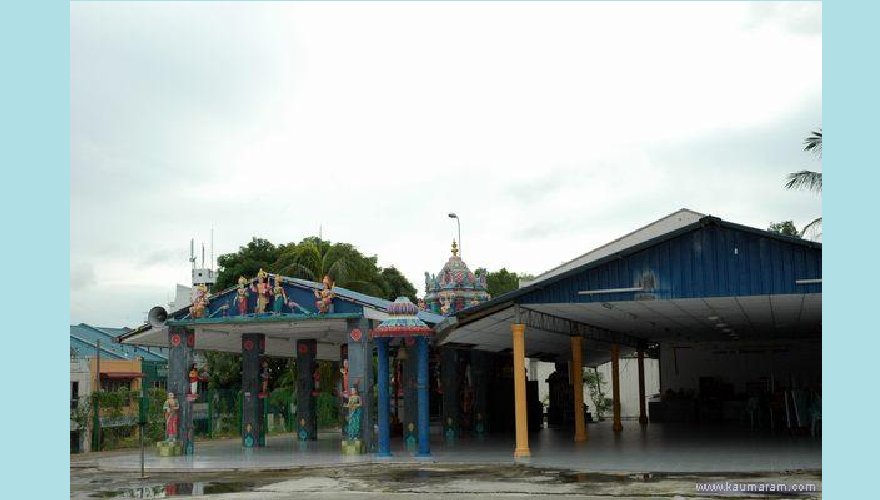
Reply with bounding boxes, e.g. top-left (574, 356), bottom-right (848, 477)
top-left (520, 307), bottom-right (644, 349)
